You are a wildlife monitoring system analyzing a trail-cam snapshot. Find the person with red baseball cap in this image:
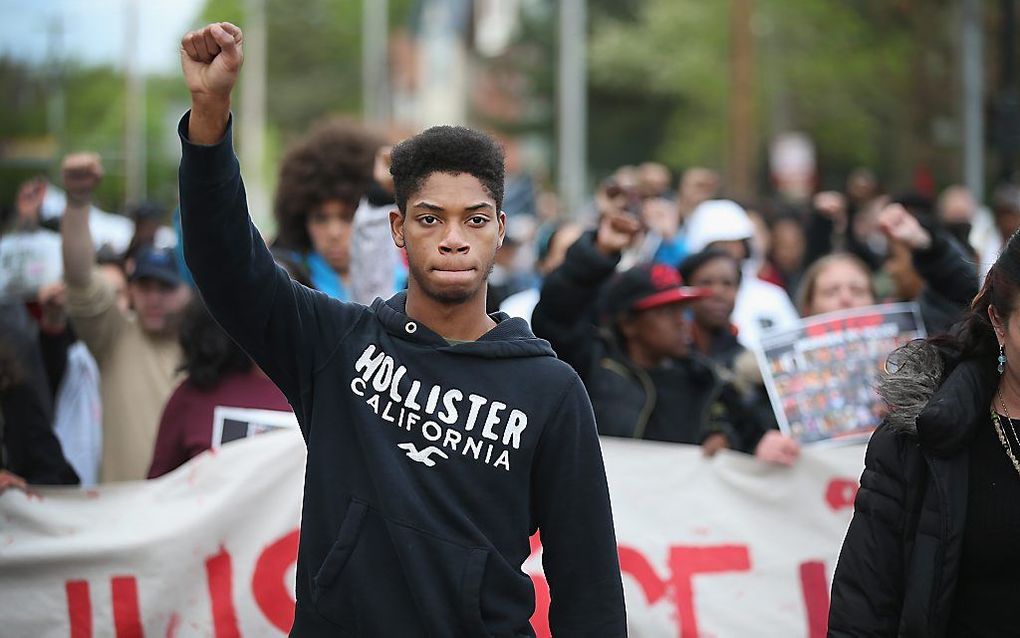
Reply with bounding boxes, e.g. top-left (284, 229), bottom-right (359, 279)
top-left (533, 207), bottom-right (768, 455)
